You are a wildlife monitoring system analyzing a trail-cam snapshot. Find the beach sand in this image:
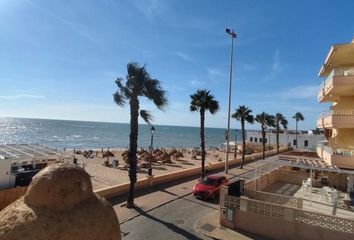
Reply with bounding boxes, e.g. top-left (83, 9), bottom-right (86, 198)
top-left (67, 148), bottom-right (233, 190)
